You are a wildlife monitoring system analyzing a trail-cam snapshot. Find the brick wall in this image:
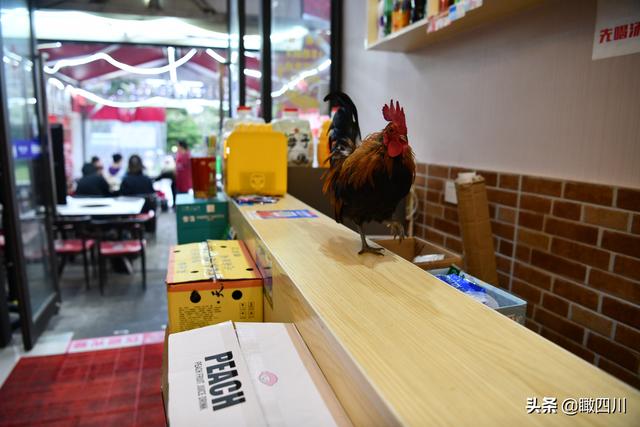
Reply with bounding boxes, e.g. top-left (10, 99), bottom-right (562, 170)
top-left (415, 163), bottom-right (640, 388)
